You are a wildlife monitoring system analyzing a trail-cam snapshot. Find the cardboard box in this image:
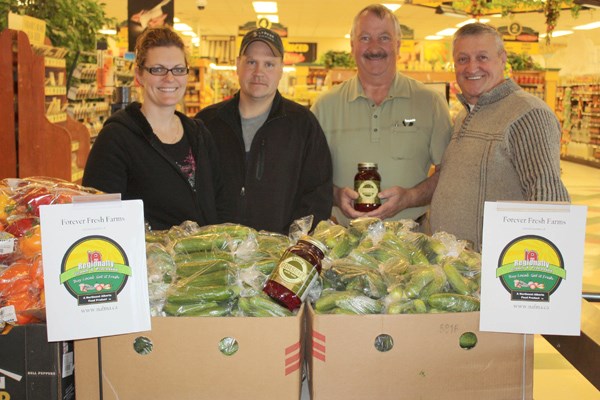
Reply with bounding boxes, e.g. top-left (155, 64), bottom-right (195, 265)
top-left (307, 305), bottom-right (533, 400)
top-left (74, 307), bottom-right (304, 400)
top-left (0, 323), bottom-right (75, 400)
